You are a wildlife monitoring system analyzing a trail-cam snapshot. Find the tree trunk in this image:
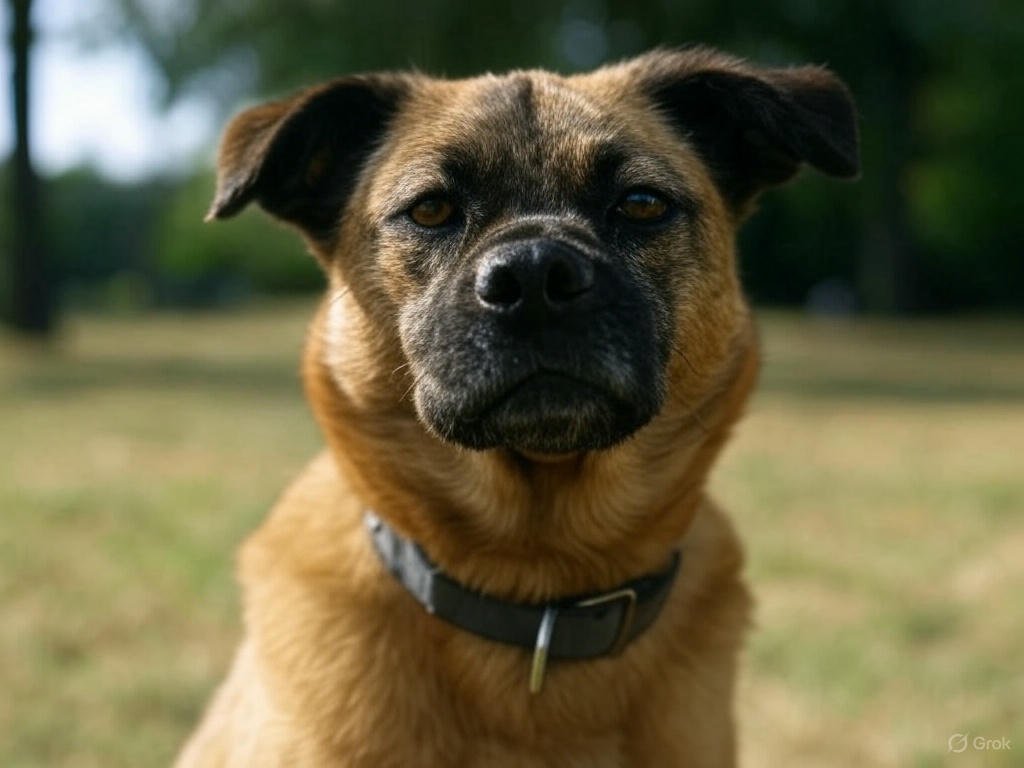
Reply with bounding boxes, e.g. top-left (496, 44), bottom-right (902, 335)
top-left (6, 0), bottom-right (52, 334)
top-left (856, 9), bottom-right (921, 314)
